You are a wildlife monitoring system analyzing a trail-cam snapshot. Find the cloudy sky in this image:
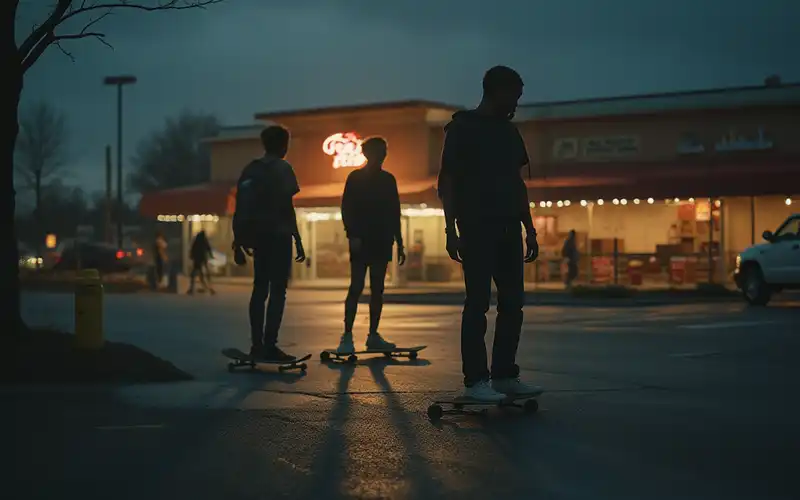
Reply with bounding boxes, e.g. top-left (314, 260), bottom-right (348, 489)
top-left (16, 0), bottom-right (800, 196)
